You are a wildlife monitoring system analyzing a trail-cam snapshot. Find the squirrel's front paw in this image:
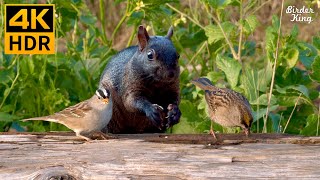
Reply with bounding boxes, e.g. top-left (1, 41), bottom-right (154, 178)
top-left (166, 104), bottom-right (181, 128)
top-left (146, 104), bottom-right (164, 130)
